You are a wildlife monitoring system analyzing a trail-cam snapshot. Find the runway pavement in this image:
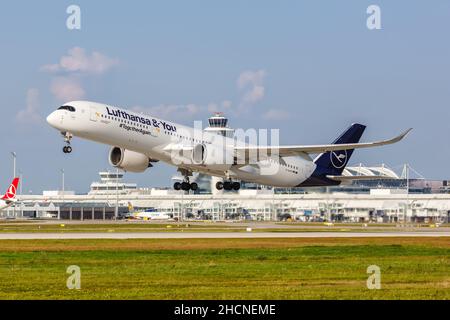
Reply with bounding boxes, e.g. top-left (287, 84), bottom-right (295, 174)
top-left (0, 231), bottom-right (449, 239)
